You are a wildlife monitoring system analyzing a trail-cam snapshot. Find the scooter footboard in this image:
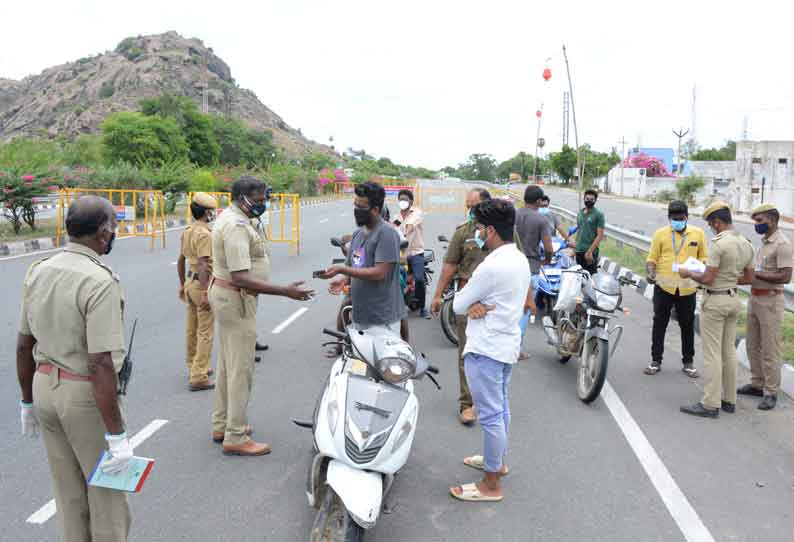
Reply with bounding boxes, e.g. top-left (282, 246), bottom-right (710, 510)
top-left (327, 460), bottom-right (383, 529)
